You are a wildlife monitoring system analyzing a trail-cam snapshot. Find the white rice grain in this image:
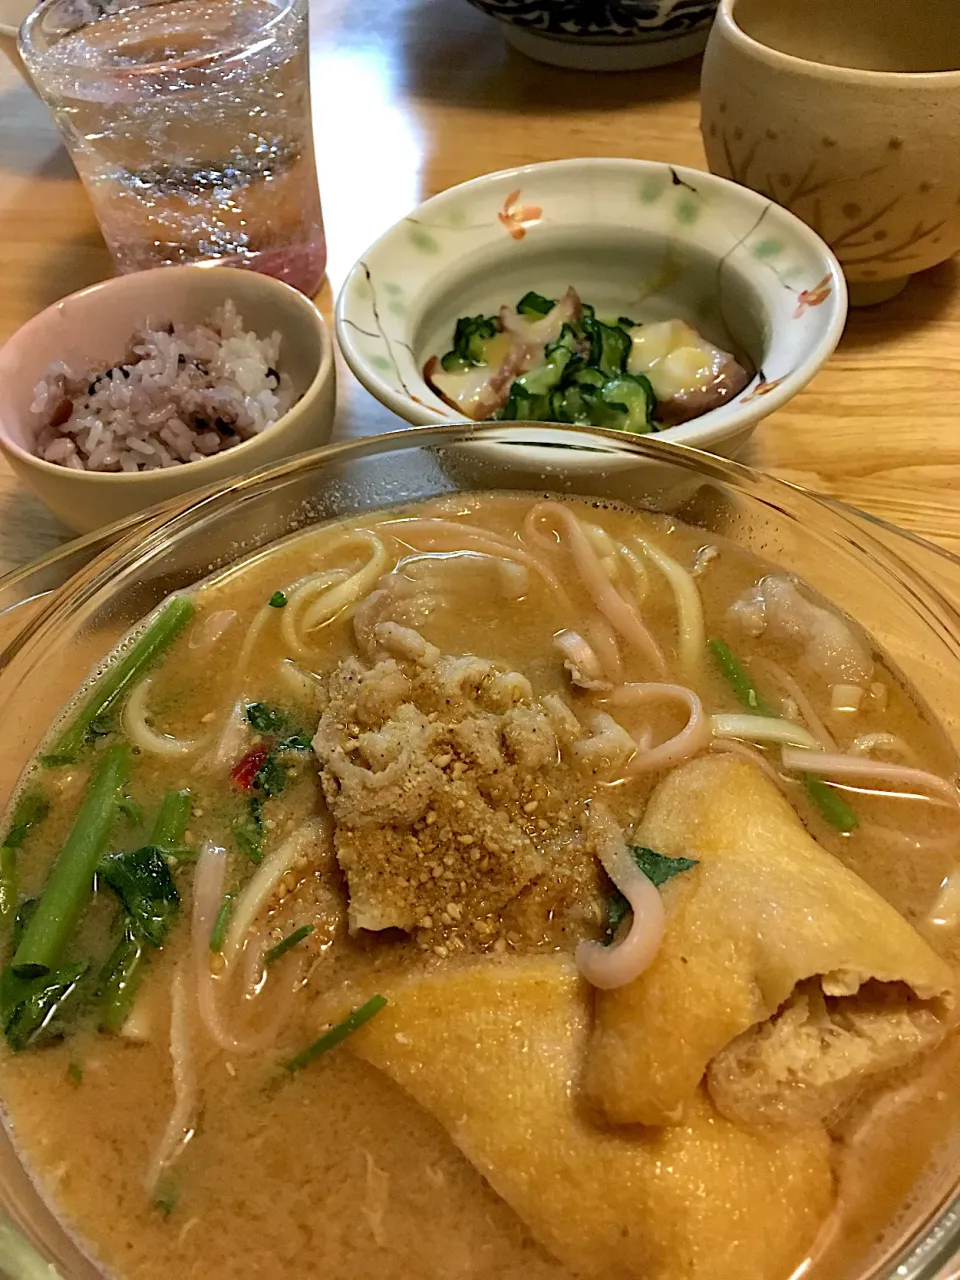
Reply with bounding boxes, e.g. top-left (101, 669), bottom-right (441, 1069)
top-left (32, 300), bottom-right (296, 474)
